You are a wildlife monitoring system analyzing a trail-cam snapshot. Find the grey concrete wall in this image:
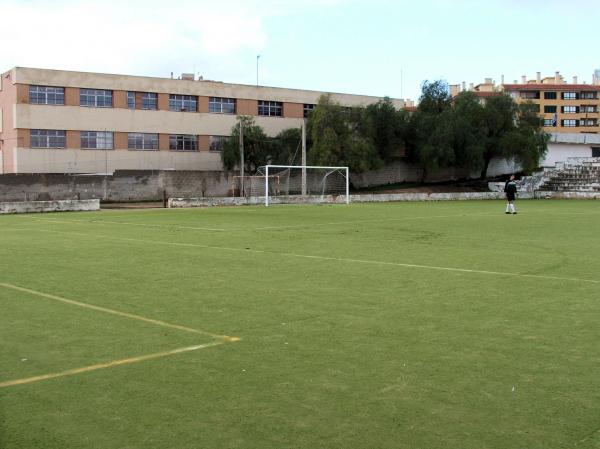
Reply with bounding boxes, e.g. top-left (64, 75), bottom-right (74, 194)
top-left (0, 199), bottom-right (100, 214)
top-left (0, 170), bottom-right (233, 202)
